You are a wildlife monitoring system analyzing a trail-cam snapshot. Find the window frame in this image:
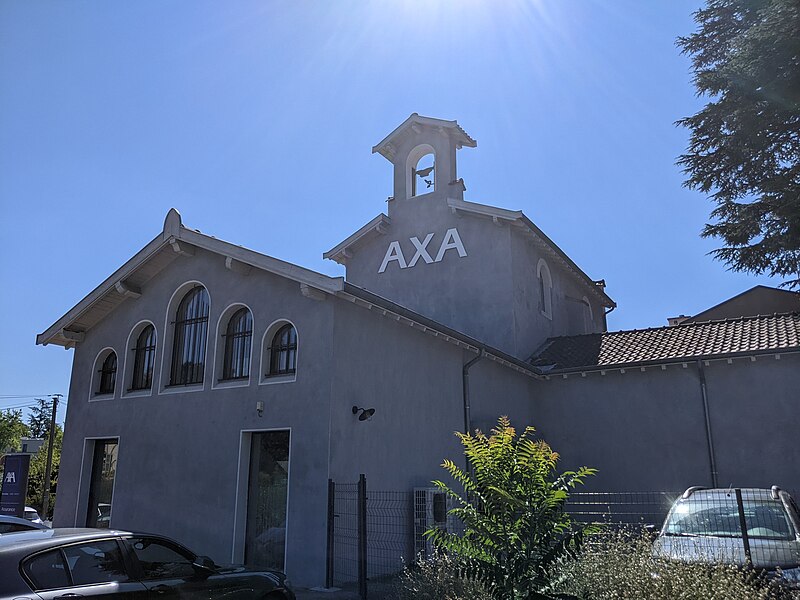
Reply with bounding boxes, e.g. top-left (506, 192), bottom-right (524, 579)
top-left (168, 286), bottom-right (210, 387)
top-left (221, 307), bottom-right (253, 382)
top-left (259, 320), bottom-right (299, 385)
top-left (536, 258), bottom-right (553, 320)
top-left (268, 323), bottom-right (297, 377)
top-left (129, 324), bottom-right (157, 391)
top-left (91, 348), bottom-right (118, 399)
